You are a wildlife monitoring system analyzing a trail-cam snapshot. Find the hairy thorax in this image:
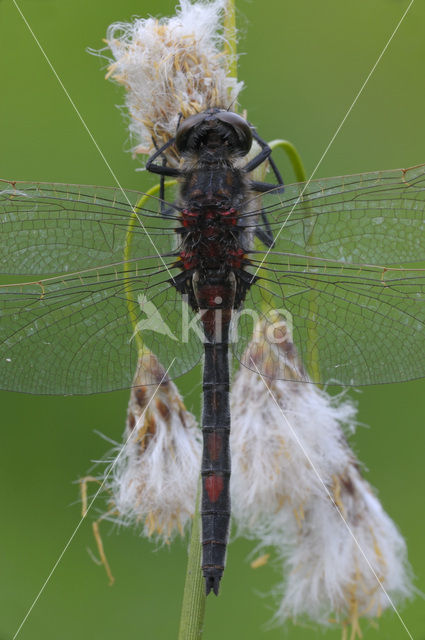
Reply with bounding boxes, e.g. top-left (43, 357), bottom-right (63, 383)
top-left (178, 160), bottom-right (248, 277)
